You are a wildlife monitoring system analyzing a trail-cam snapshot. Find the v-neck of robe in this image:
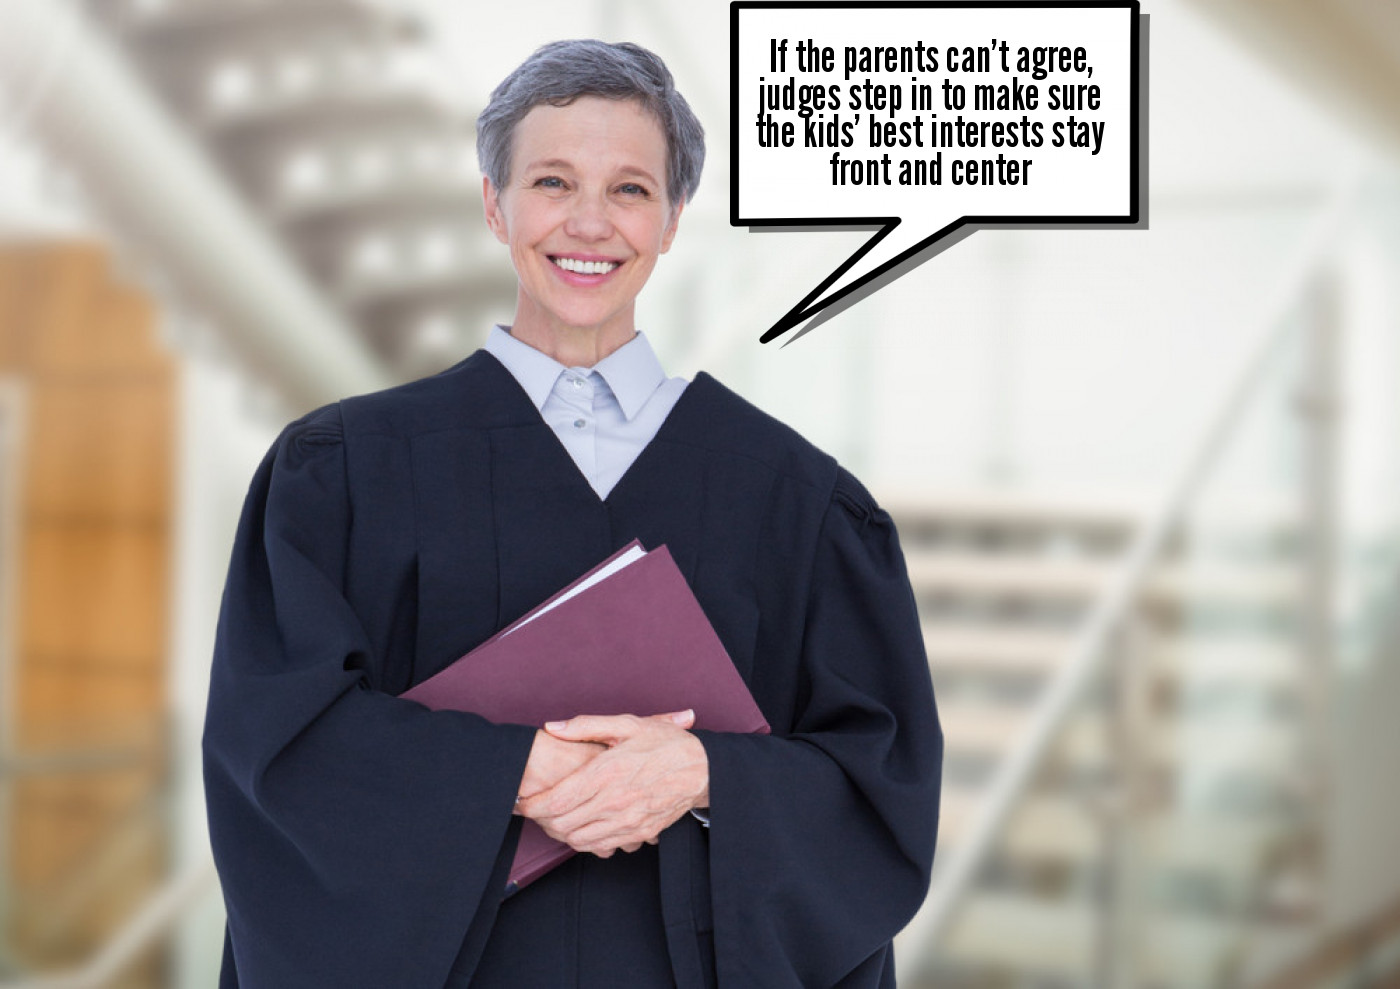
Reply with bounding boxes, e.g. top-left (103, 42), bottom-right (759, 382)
top-left (405, 353), bottom-right (743, 678)
top-left (436, 350), bottom-right (731, 645)
top-left (474, 347), bottom-right (710, 508)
